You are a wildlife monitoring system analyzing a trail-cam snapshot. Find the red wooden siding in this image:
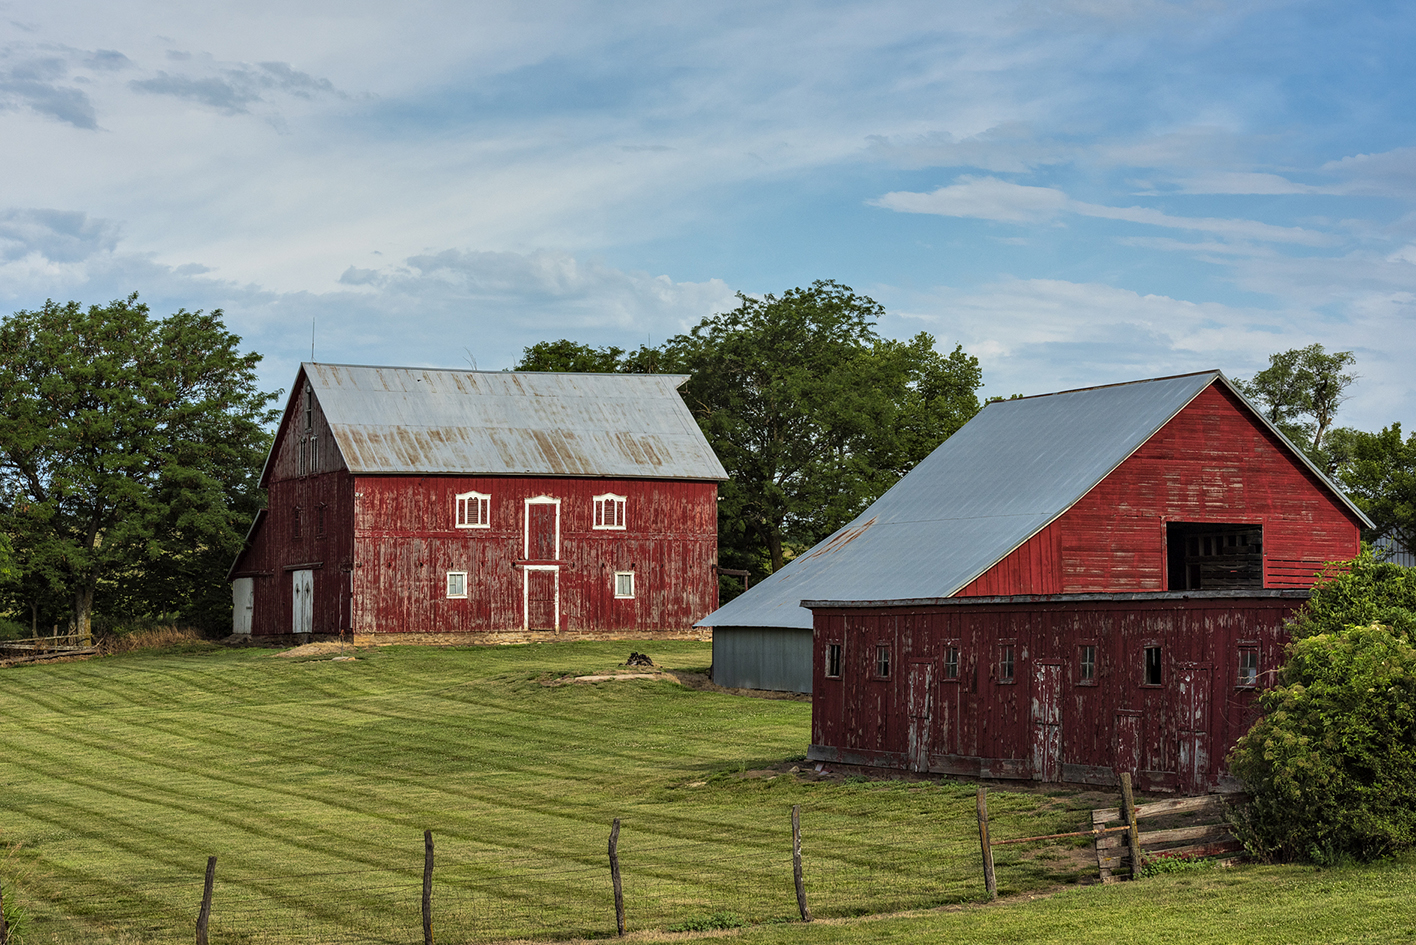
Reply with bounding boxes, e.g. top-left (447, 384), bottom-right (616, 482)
top-left (956, 383), bottom-right (1362, 597)
top-left (809, 595), bottom-right (1301, 793)
top-left (235, 370), bottom-right (720, 637)
top-left (349, 475), bottom-right (718, 634)
top-left (231, 377), bottom-right (356, 637)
